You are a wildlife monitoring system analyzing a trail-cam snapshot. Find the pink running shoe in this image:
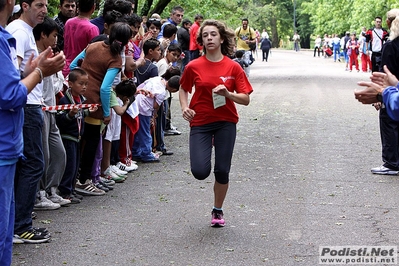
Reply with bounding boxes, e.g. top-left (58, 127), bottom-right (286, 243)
top-left (211, 209), bottom-right (225, 227)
